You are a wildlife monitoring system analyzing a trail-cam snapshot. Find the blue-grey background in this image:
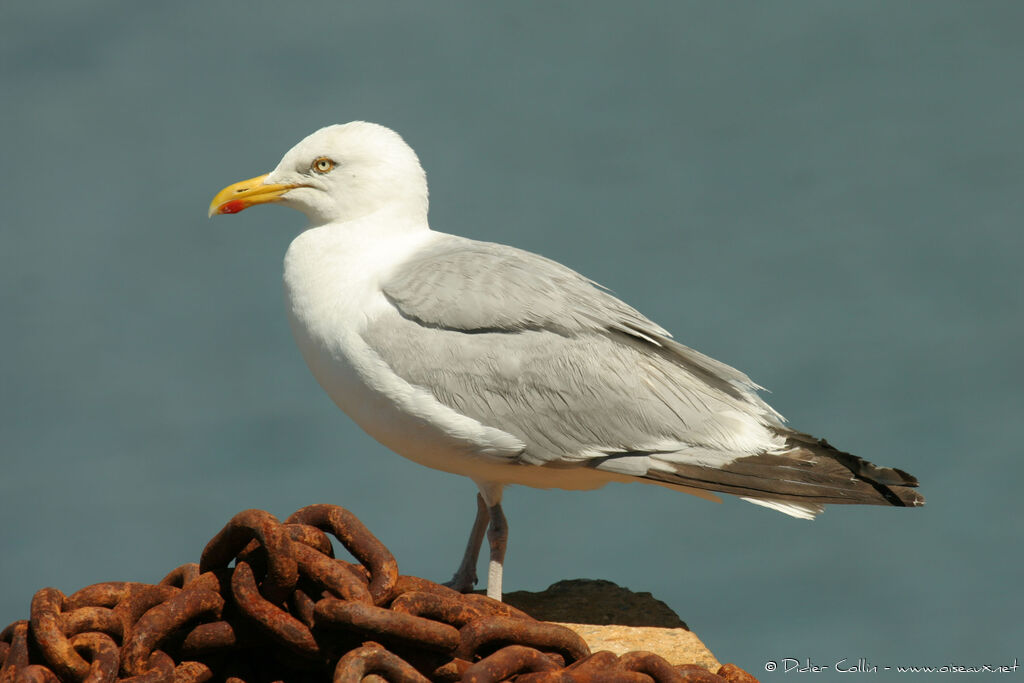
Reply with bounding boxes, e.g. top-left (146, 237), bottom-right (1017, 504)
top-left (2, 2), bottom-right (1021, 679)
